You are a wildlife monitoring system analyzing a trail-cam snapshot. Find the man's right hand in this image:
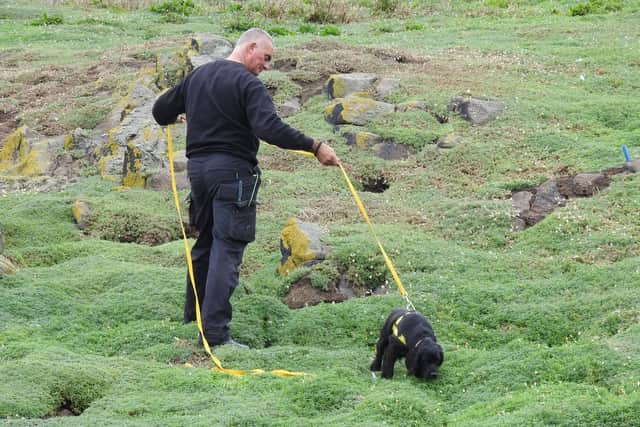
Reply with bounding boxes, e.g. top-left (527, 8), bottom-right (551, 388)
top-left (315, 141), bottom-right (340, 166)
